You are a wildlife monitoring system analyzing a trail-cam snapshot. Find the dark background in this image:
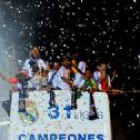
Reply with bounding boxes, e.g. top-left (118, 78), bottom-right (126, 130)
top-left (0, 0), bottom-right (140, 139)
